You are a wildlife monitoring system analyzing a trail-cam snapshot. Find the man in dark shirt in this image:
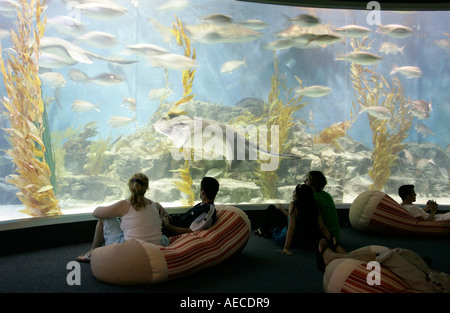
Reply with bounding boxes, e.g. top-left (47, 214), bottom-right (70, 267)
top-left (163, 177), bottom-right (219, 235)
